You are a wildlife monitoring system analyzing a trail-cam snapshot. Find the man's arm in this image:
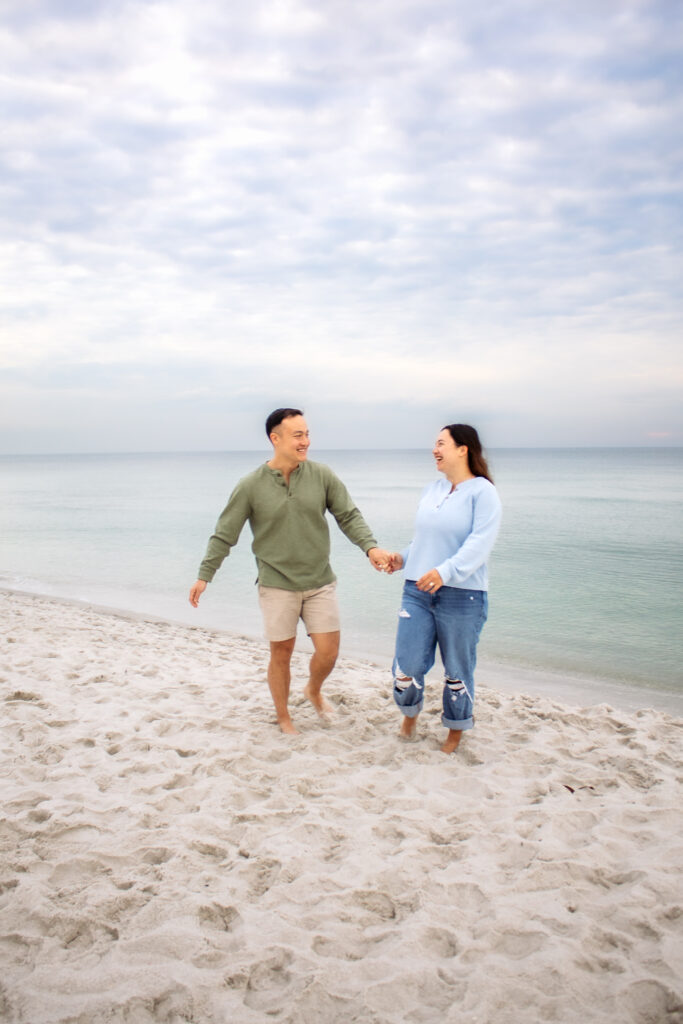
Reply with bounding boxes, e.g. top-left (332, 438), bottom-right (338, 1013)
top-left (188, 481), bottom-right (251, 605)
top-left (323, 468), bottom-right (392, 569)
